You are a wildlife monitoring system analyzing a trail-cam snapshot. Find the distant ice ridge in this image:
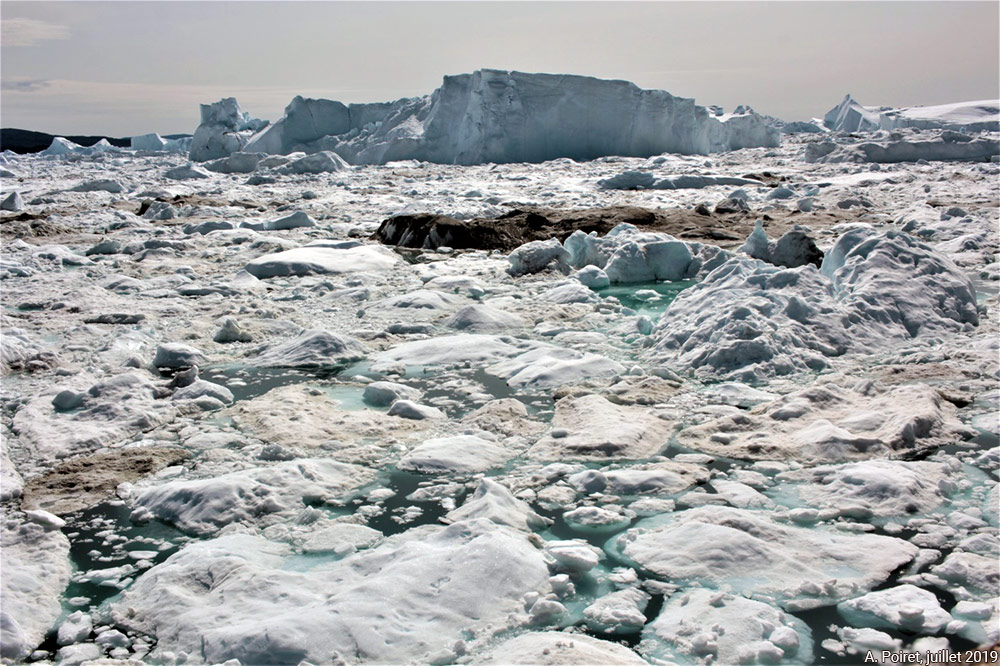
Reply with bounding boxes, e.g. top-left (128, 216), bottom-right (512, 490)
top-left (190, 70), bottom-right (779, 165)
top-left (36, 134), bottom-right (189, 157)
top-left (805, 131), bottom-right (999, 164)
top-left (823, 94), bottom-right (1000, 133)
top-left (129, 133), bottom-right (190, 153)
